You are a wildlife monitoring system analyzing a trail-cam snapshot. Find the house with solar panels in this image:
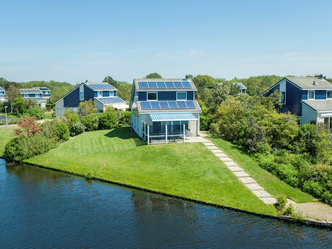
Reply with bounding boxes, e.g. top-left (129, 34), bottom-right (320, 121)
top-left (20, 88), bottom-right (47, 109)
top-left (55, 82), bottom-right (128, 116)
top-left (130, 77), bottom-right (202, 145)
top-left (0, 87), bottom-right (6, 102)
top-left (33, 87), bottom-right (52, 99)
